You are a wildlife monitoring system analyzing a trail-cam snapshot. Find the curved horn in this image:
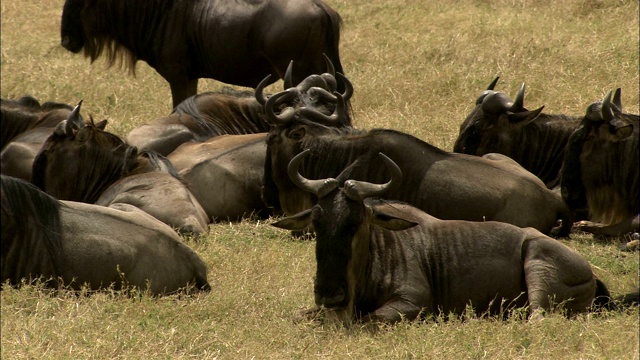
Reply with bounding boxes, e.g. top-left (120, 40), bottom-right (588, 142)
top-left (287, 149), bottom-right (339, 197)
top-left (343, 153), bottom-right (403, 201)
top-left (265, 90), bottom-right (297, 124)
top-left (283, 60), bottom-right (294, 89)
top-left (510, 83), bottom-right (525, 111)
top-left (612, 87), bottom-right (622, 113)
top-left (600, 89), bottom-right (615, 122)
top-left (297, 91), bottom-right (345, 124)
top-left (307, 87), bottom-right (338, 103)
top-left (255, 74), bottom-right (273, 105)
top-left (65, 99), bottom-right (83, 136)
top-left (323, 53), bottom-right (335, 76)
top-left (295, 75), bottom-right (329, 93)
top-left (336, 72), bottom-right (353, 102)
top-left (487, 76), bottom-right (499, 90)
